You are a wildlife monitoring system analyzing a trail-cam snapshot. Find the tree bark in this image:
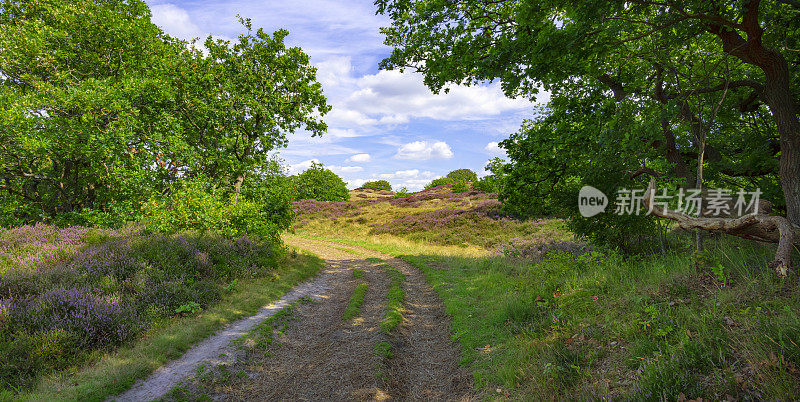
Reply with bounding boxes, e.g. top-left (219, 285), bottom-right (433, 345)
top-left (707, 0), bottom-right (800, 226)
top-left (644, 179), bottom-right (797, 276)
